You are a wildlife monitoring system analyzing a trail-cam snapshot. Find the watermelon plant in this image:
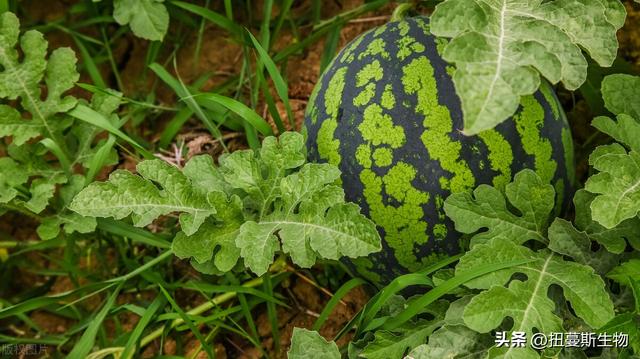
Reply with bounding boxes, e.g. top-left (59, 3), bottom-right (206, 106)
top-left (0, 11), bottom-right (121, 240)
top-left (0, 1), bottom-right (639, 358)
top-left (70, 132), bottom-right (382, 276)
